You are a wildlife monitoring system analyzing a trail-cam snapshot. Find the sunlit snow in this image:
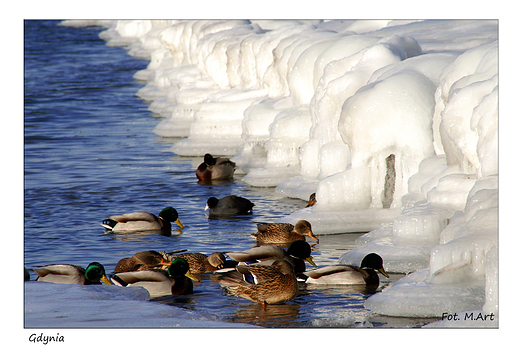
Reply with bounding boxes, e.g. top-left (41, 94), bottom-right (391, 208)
top-left (52, 19), bottom-right (498, 327)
